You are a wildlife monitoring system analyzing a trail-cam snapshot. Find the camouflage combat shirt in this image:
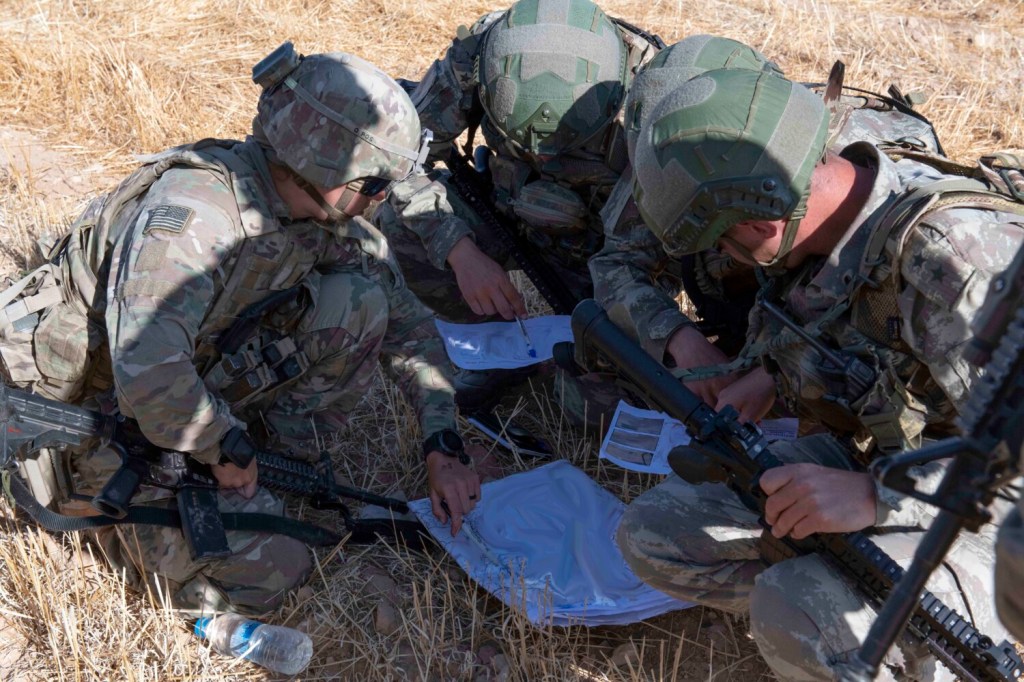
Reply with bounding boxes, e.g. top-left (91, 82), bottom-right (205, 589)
top-left (387, 10), bottom-right (660, 273)
top-left (66, 139), bottom-right (455, 463)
